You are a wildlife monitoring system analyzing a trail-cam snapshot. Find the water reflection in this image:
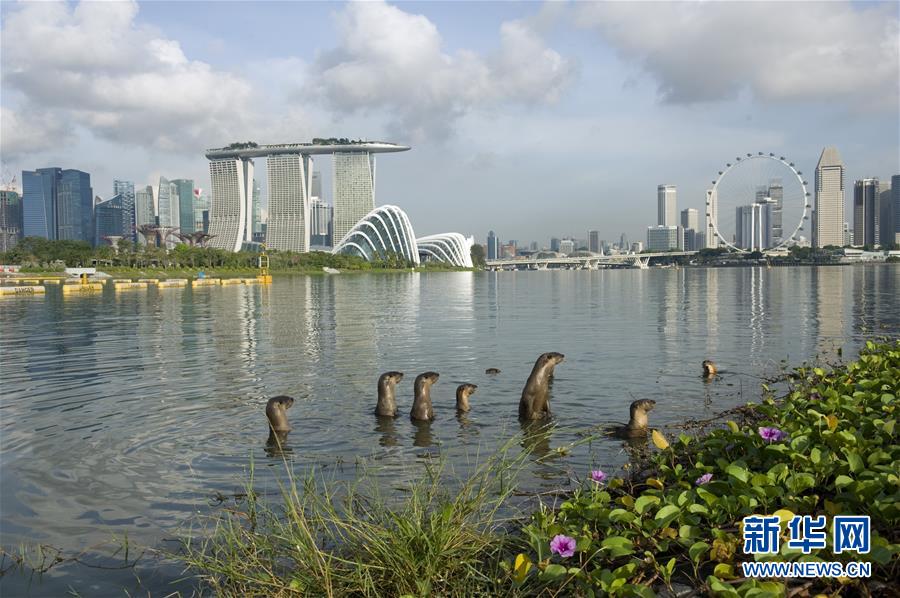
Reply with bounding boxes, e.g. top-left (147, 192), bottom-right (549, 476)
top-left (374, 416), bottom-right (400, 447)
